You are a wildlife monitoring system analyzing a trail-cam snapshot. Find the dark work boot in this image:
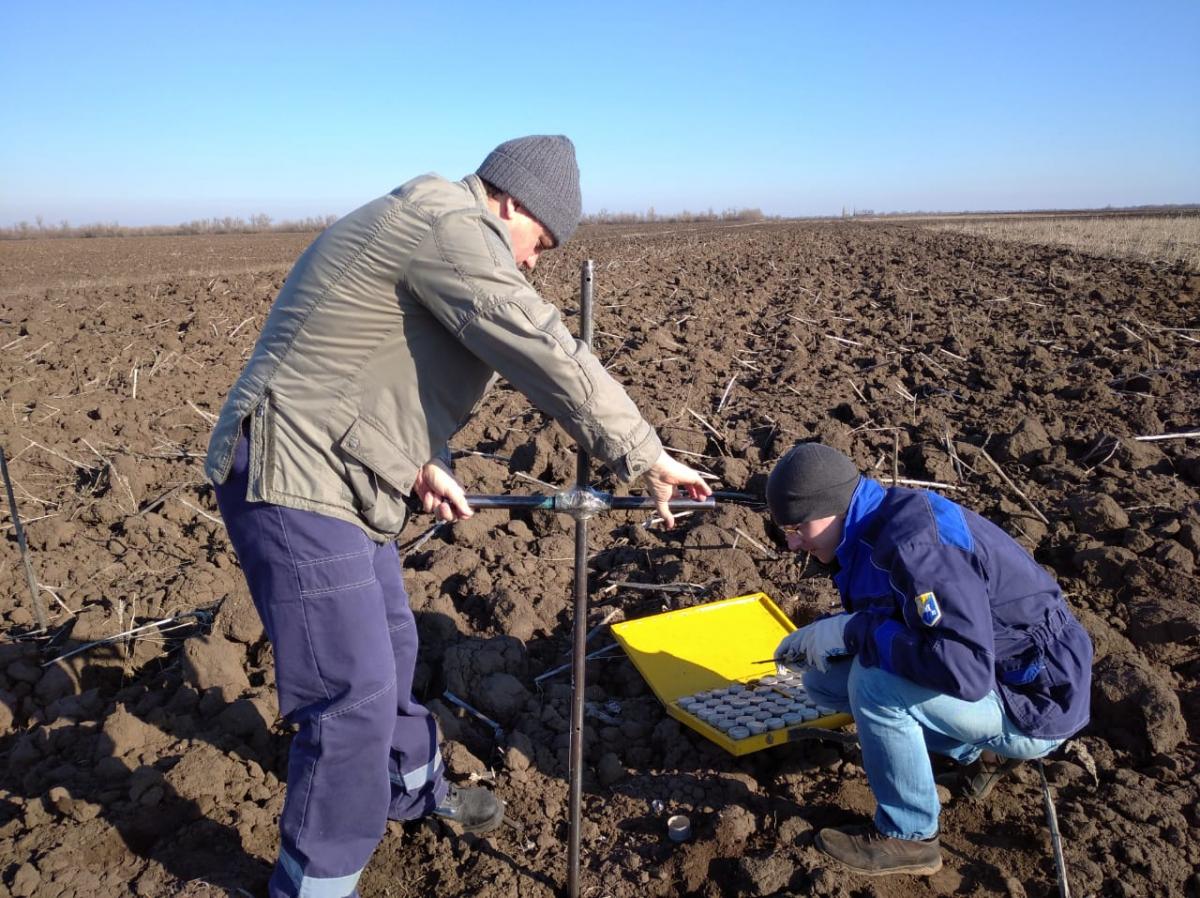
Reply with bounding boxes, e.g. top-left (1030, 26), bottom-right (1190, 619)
top-left (431, 785), bottom-right (505, 834)
top-left (937, 751), bottom-right (1023, 801)
top-left (815, 824), bottom-right (943, 876)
